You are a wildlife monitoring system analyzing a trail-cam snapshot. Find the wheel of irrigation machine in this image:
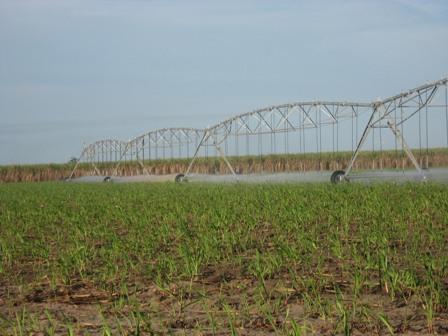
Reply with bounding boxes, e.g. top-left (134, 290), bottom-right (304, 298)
top-left (175, 173), bottom-right (186, 183)
top-left (103, 176), bottom-right (112, 183)
top-left (330, 170), bottom-right (346, 184)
